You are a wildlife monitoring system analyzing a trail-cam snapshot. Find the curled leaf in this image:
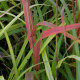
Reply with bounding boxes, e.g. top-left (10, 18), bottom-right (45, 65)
top-left (56, 55), bottom-right (80, 68)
